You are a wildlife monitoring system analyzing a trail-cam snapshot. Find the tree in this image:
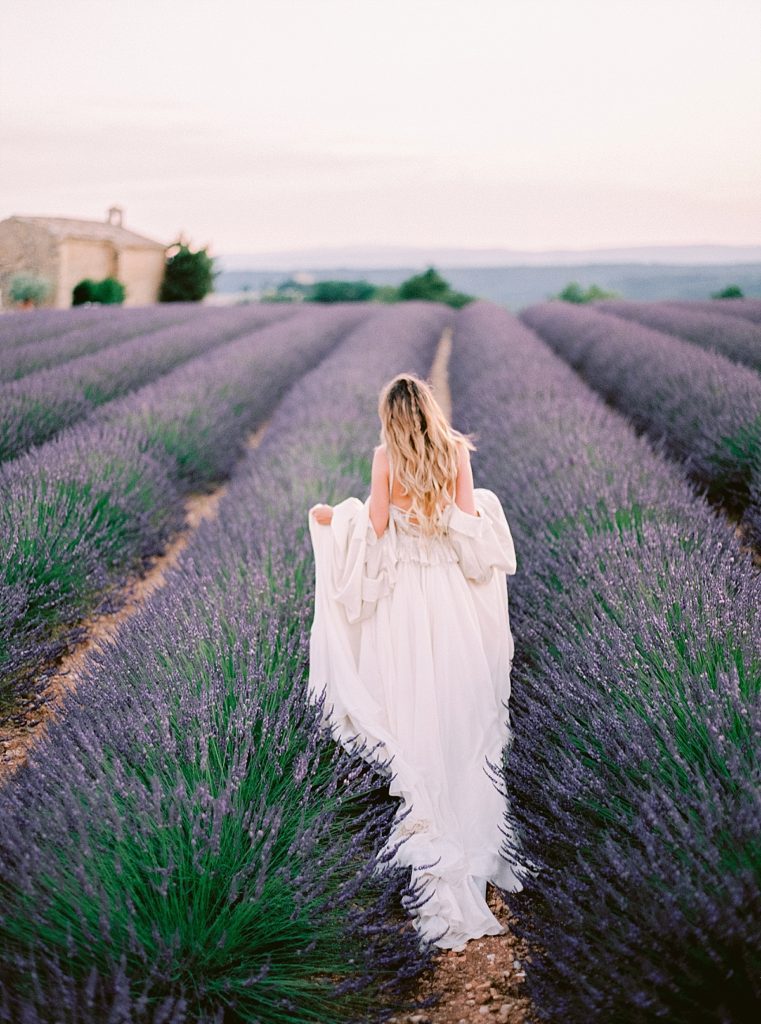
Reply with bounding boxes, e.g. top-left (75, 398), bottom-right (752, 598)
top-left (397, 266), bottom-right (475, 308)
top-left (584, 283), bottom-right (619, 301)
top-left (71, 276), bottom-right (125, 305)
top-left (711, 284), bottom-right (744, 298)
top-left (444, 289), bottom-right (475, 309)
top-left (309, 279), bottom-right (377, 303)
top-left (398, 266), bottom-right (451, 302)
top-left (9, 273), bottom-right (51, 308)
top-left (159, 241), bottom-right (217, 302)
top-left (556, 281), bottom-right (619, 303)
